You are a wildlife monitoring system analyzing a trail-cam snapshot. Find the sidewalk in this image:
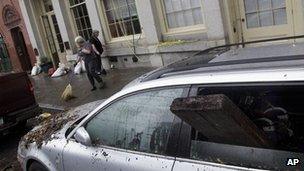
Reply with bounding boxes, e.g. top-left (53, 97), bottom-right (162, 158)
top-left (31, 67), bottom-right (154, 110)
